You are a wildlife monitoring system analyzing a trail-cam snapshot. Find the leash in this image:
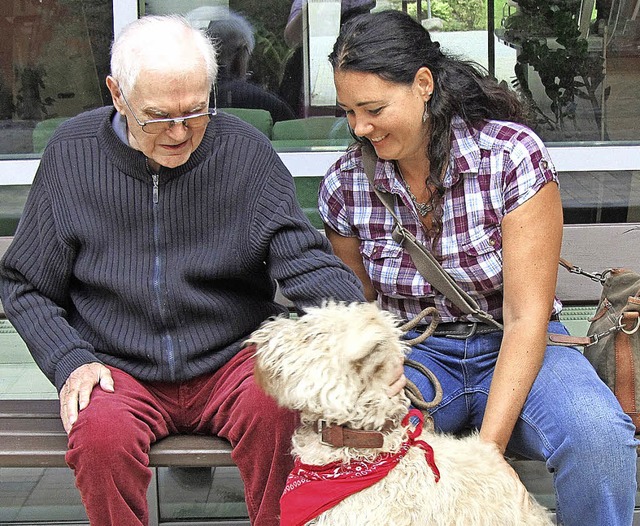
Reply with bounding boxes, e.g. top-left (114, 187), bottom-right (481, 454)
top-left (399, 307), bottom-right (444, 422)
